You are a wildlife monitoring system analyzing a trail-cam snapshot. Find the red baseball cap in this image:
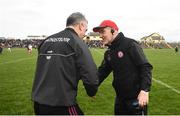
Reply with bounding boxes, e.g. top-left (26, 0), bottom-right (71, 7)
top-left (93, 20), bottom-right (119, 32)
